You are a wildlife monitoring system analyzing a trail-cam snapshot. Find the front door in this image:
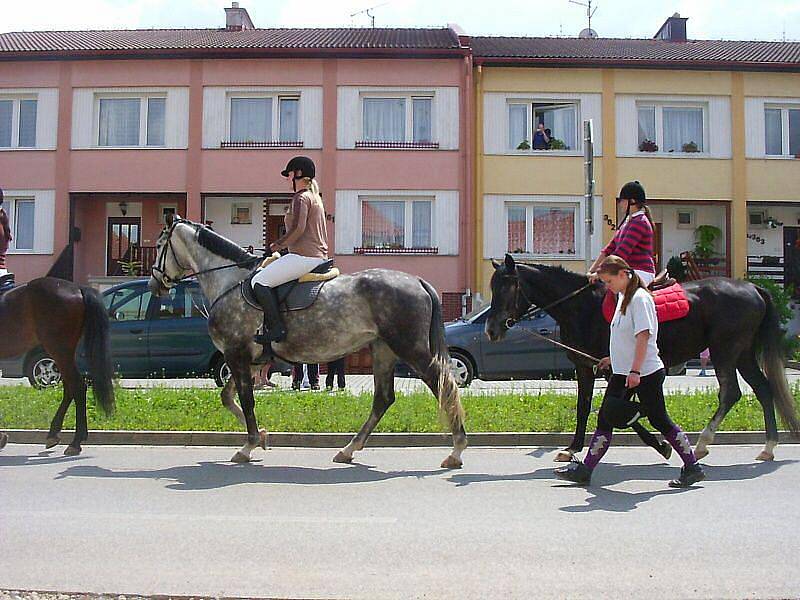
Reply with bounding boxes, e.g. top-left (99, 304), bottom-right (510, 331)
top-left (107, 217), bottom-right (142, 276)
top-left (784, 227), bottom-right (800, 295)
top-left (266, 202), bottom-right (290, 249)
